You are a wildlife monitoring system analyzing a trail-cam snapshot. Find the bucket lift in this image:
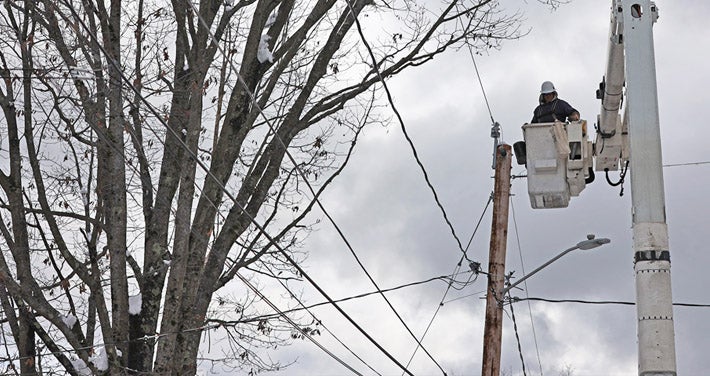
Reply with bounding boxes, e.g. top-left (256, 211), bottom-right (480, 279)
top-left (511, 2), bottom-right (676, 373)
top-left (518, 120), bottom-right (594, 209)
